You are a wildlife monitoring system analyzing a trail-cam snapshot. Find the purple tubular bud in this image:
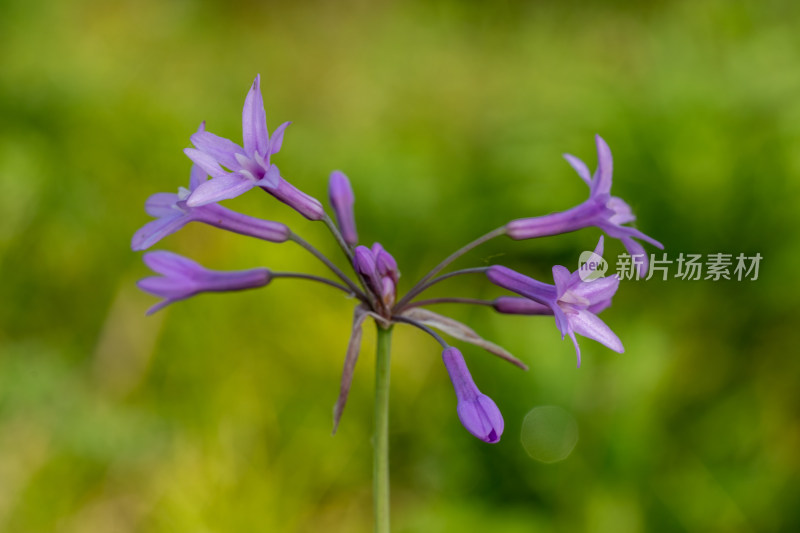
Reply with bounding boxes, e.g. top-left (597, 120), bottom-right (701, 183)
top-left (194, 204), bottom-right (290, 242)
top-left (328, 171), bottom-right (358, 246)
top-left (505, 203), bottom-right (601, 240)
top-left (487, 265), bottom-right (557, 304)
top-left (374, 246), bottom-right (399, 285)
top-left (263, 177), bottom-right (324, 221)
top-left (381, 278), bottom-right (395, 307)
top-left (354, 245), bottom-right (382, 294)
top-left (493, 296), bottom-right (552, 315)
top-left (354, 246), bottom-right (377, 276)
top-left (198, 268), bottom-right (271, 293)
top-left (442, 347), bottom-right (504, 443)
